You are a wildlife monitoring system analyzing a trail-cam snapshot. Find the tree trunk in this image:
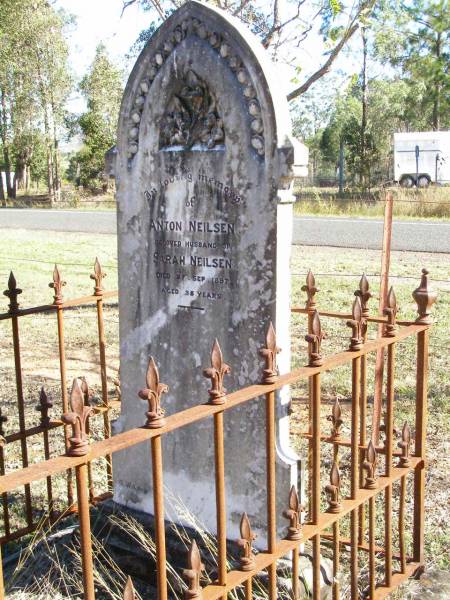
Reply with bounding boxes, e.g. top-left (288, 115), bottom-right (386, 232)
top-left (0, 90), bottom-right (15, 199)
top-left (360, 27), bottom-right (368, 188)
top-left (432, 32), bottom-right (441, 131)
top-left (0, 173), bottom-right (5, 207)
